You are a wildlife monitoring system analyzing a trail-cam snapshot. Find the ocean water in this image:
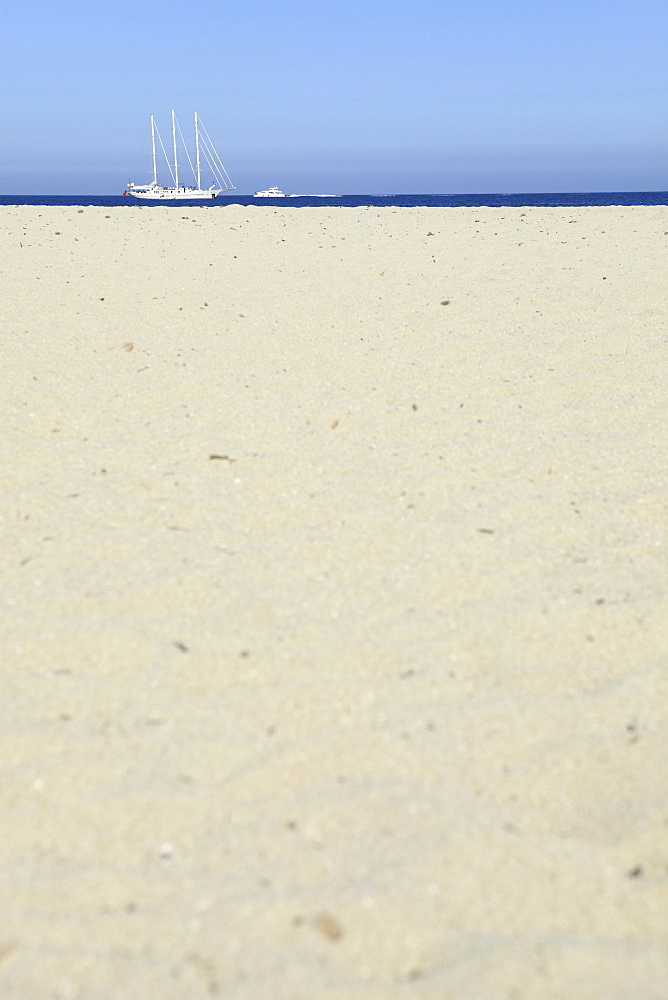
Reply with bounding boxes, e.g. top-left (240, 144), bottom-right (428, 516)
top-left (0, 192), bottom-right (666, 208)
